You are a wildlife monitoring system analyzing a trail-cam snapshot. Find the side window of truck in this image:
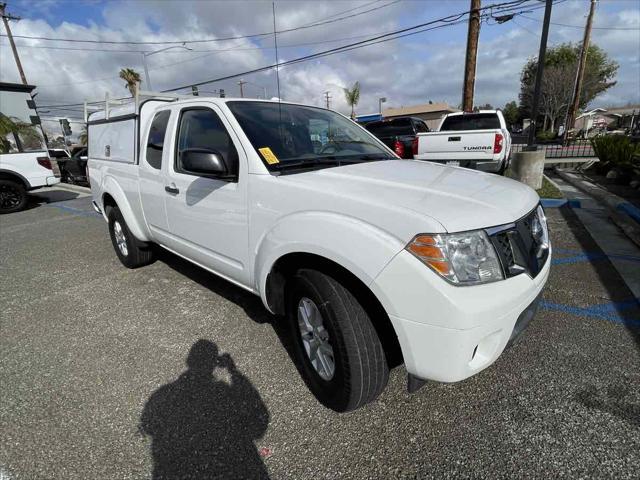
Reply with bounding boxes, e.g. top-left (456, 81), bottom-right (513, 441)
top-left (175, 108), bottom-right (238, 176)
top-left (146, 110), bottom-right (171, 169)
